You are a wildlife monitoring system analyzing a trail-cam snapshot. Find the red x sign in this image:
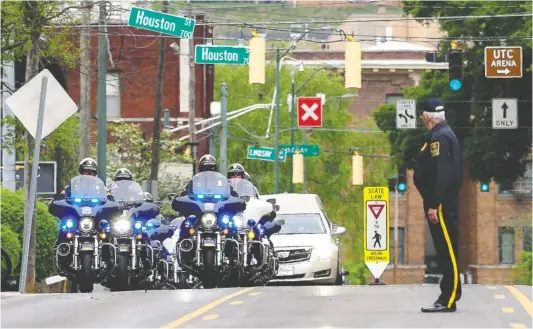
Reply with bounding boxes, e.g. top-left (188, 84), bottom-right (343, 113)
top-left (297, 97), bottom-right (323, 128)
